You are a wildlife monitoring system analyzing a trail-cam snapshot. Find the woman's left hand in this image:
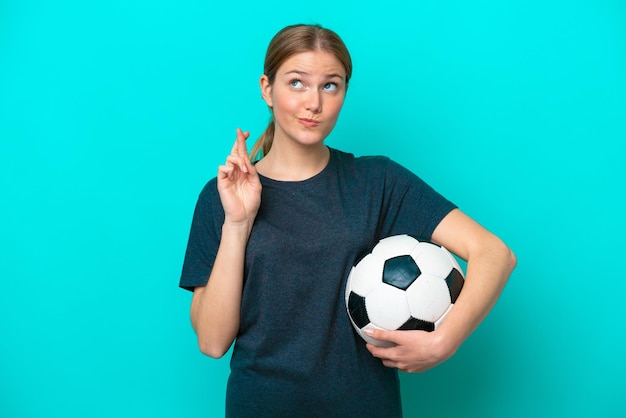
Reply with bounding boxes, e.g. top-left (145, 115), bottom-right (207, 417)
top-left (365, 209), bottom-right (517, 373)
top-left (364, 328), bottom-right (454, 373)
